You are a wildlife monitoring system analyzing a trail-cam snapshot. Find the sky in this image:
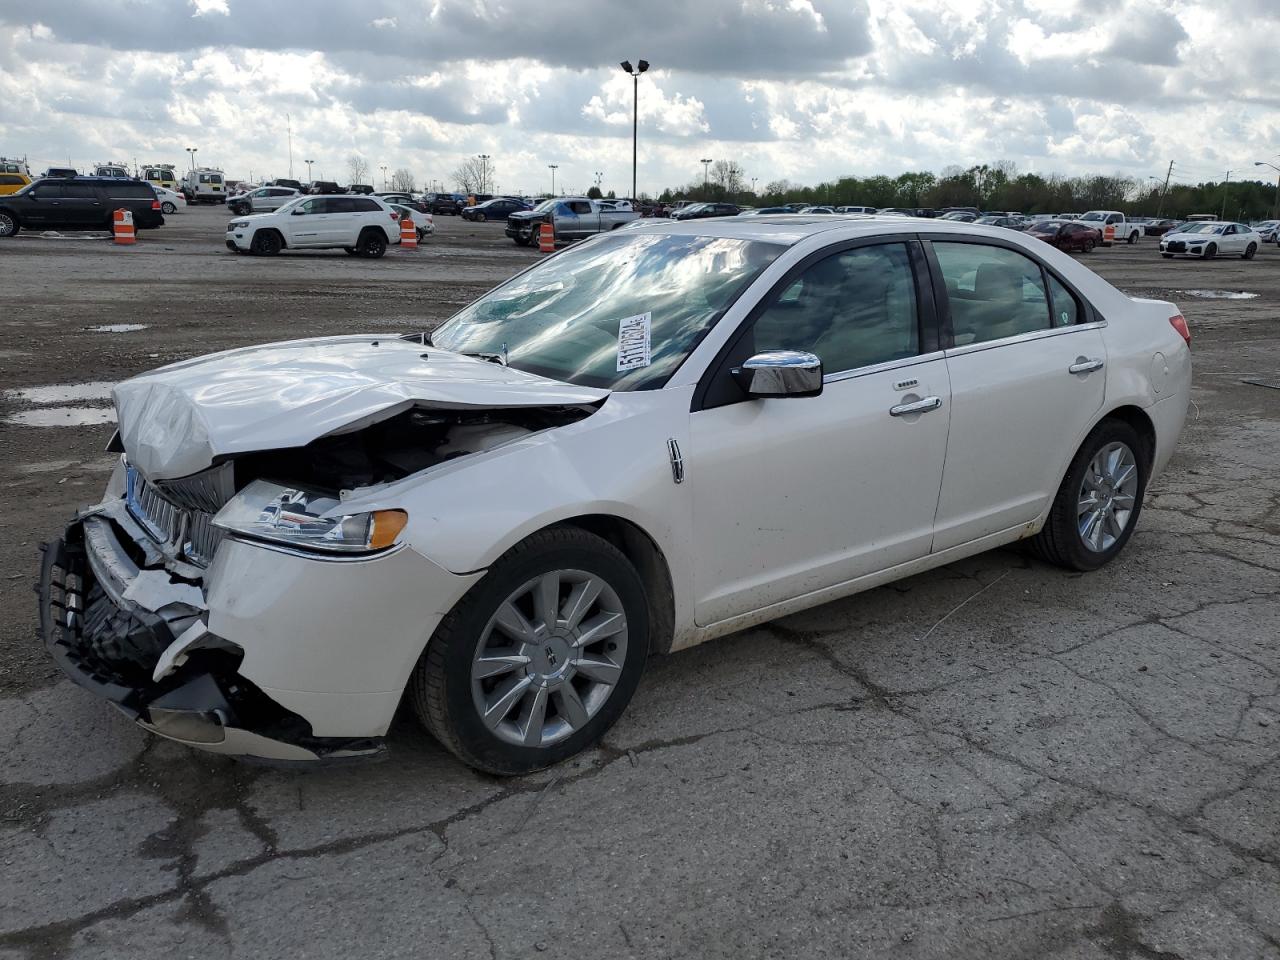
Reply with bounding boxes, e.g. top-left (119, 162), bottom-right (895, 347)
top-left (1, 0), bottom-right (1278, 197)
